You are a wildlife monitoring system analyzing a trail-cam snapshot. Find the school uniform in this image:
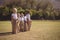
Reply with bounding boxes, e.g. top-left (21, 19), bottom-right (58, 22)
top-left (11, 13), bottom-right (18, 34)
